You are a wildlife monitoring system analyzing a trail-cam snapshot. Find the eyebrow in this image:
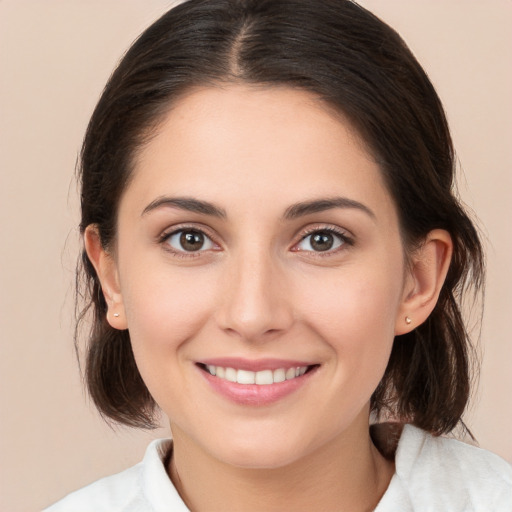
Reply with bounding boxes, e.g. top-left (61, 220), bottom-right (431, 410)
top-left (141, 195), bottom-right (375, 221)
top-left (283, 197), bottom-right (376, 221)
top-left (141, 196), bottom-right (227, 218)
